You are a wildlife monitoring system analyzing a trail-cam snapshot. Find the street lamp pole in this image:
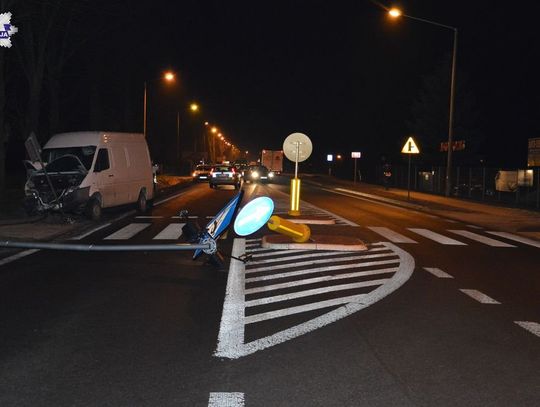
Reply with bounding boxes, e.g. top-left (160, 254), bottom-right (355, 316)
top-left (388, 8), bottom-right (458, 196)
top-left (143, 81), bottom-right (147, 138)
